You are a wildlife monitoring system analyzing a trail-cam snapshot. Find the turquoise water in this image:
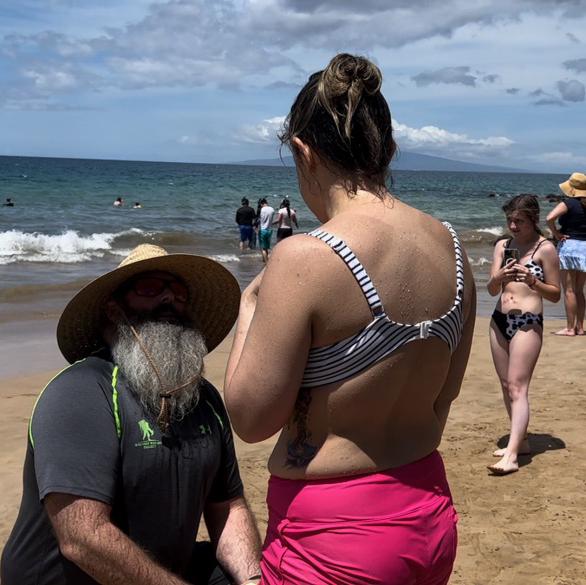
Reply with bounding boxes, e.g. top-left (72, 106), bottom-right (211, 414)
top-left (0, 155), bottom-right (568, 320)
